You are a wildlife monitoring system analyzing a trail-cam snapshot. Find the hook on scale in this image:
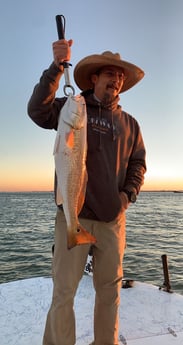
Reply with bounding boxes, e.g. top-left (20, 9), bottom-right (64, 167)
top-left (55, 15), bottom-right (75, 96)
